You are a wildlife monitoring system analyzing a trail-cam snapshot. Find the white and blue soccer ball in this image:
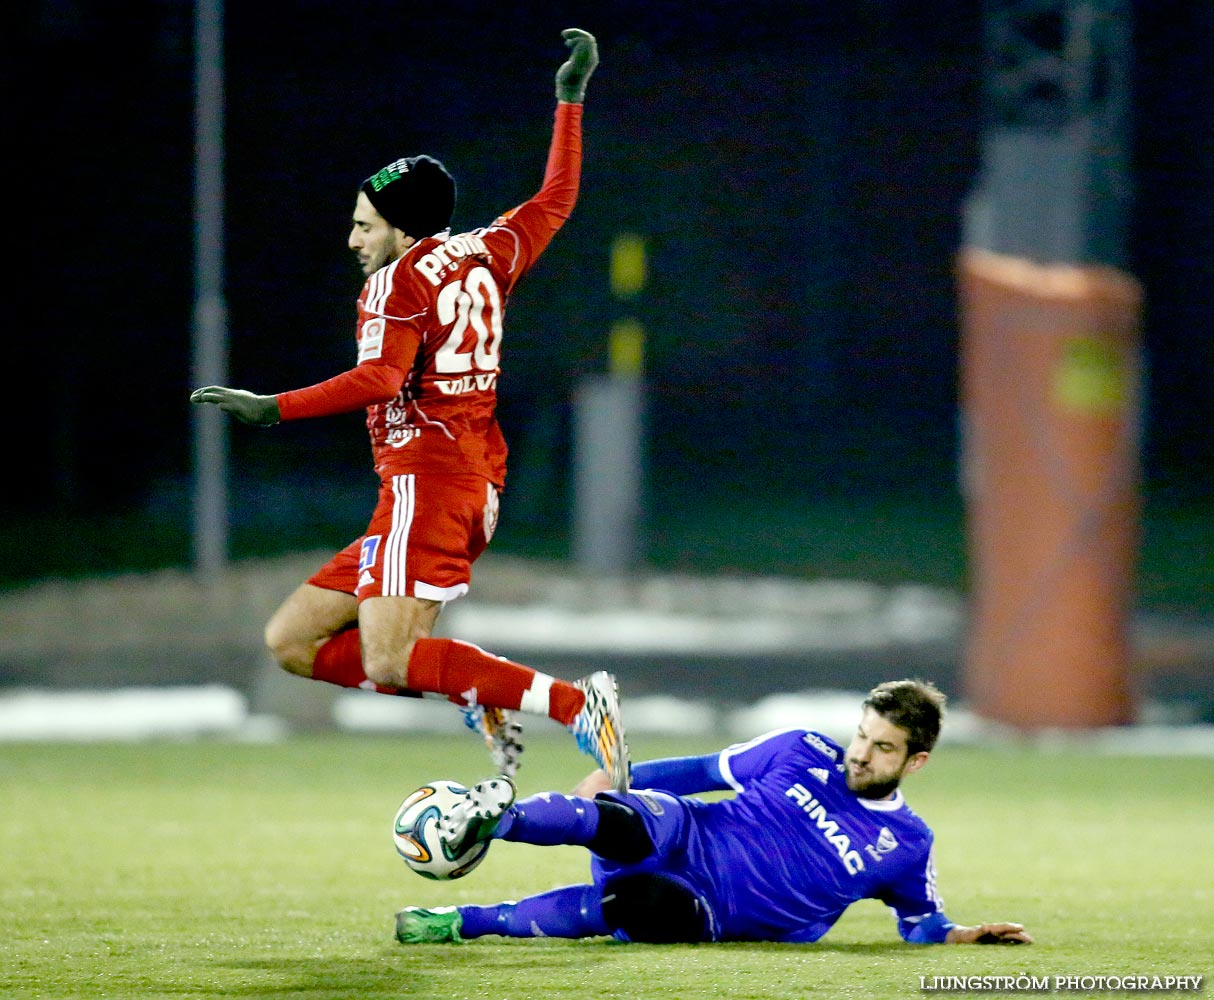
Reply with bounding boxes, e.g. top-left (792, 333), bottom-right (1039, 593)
top-left (392, 779), bottom-right (490, 881)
